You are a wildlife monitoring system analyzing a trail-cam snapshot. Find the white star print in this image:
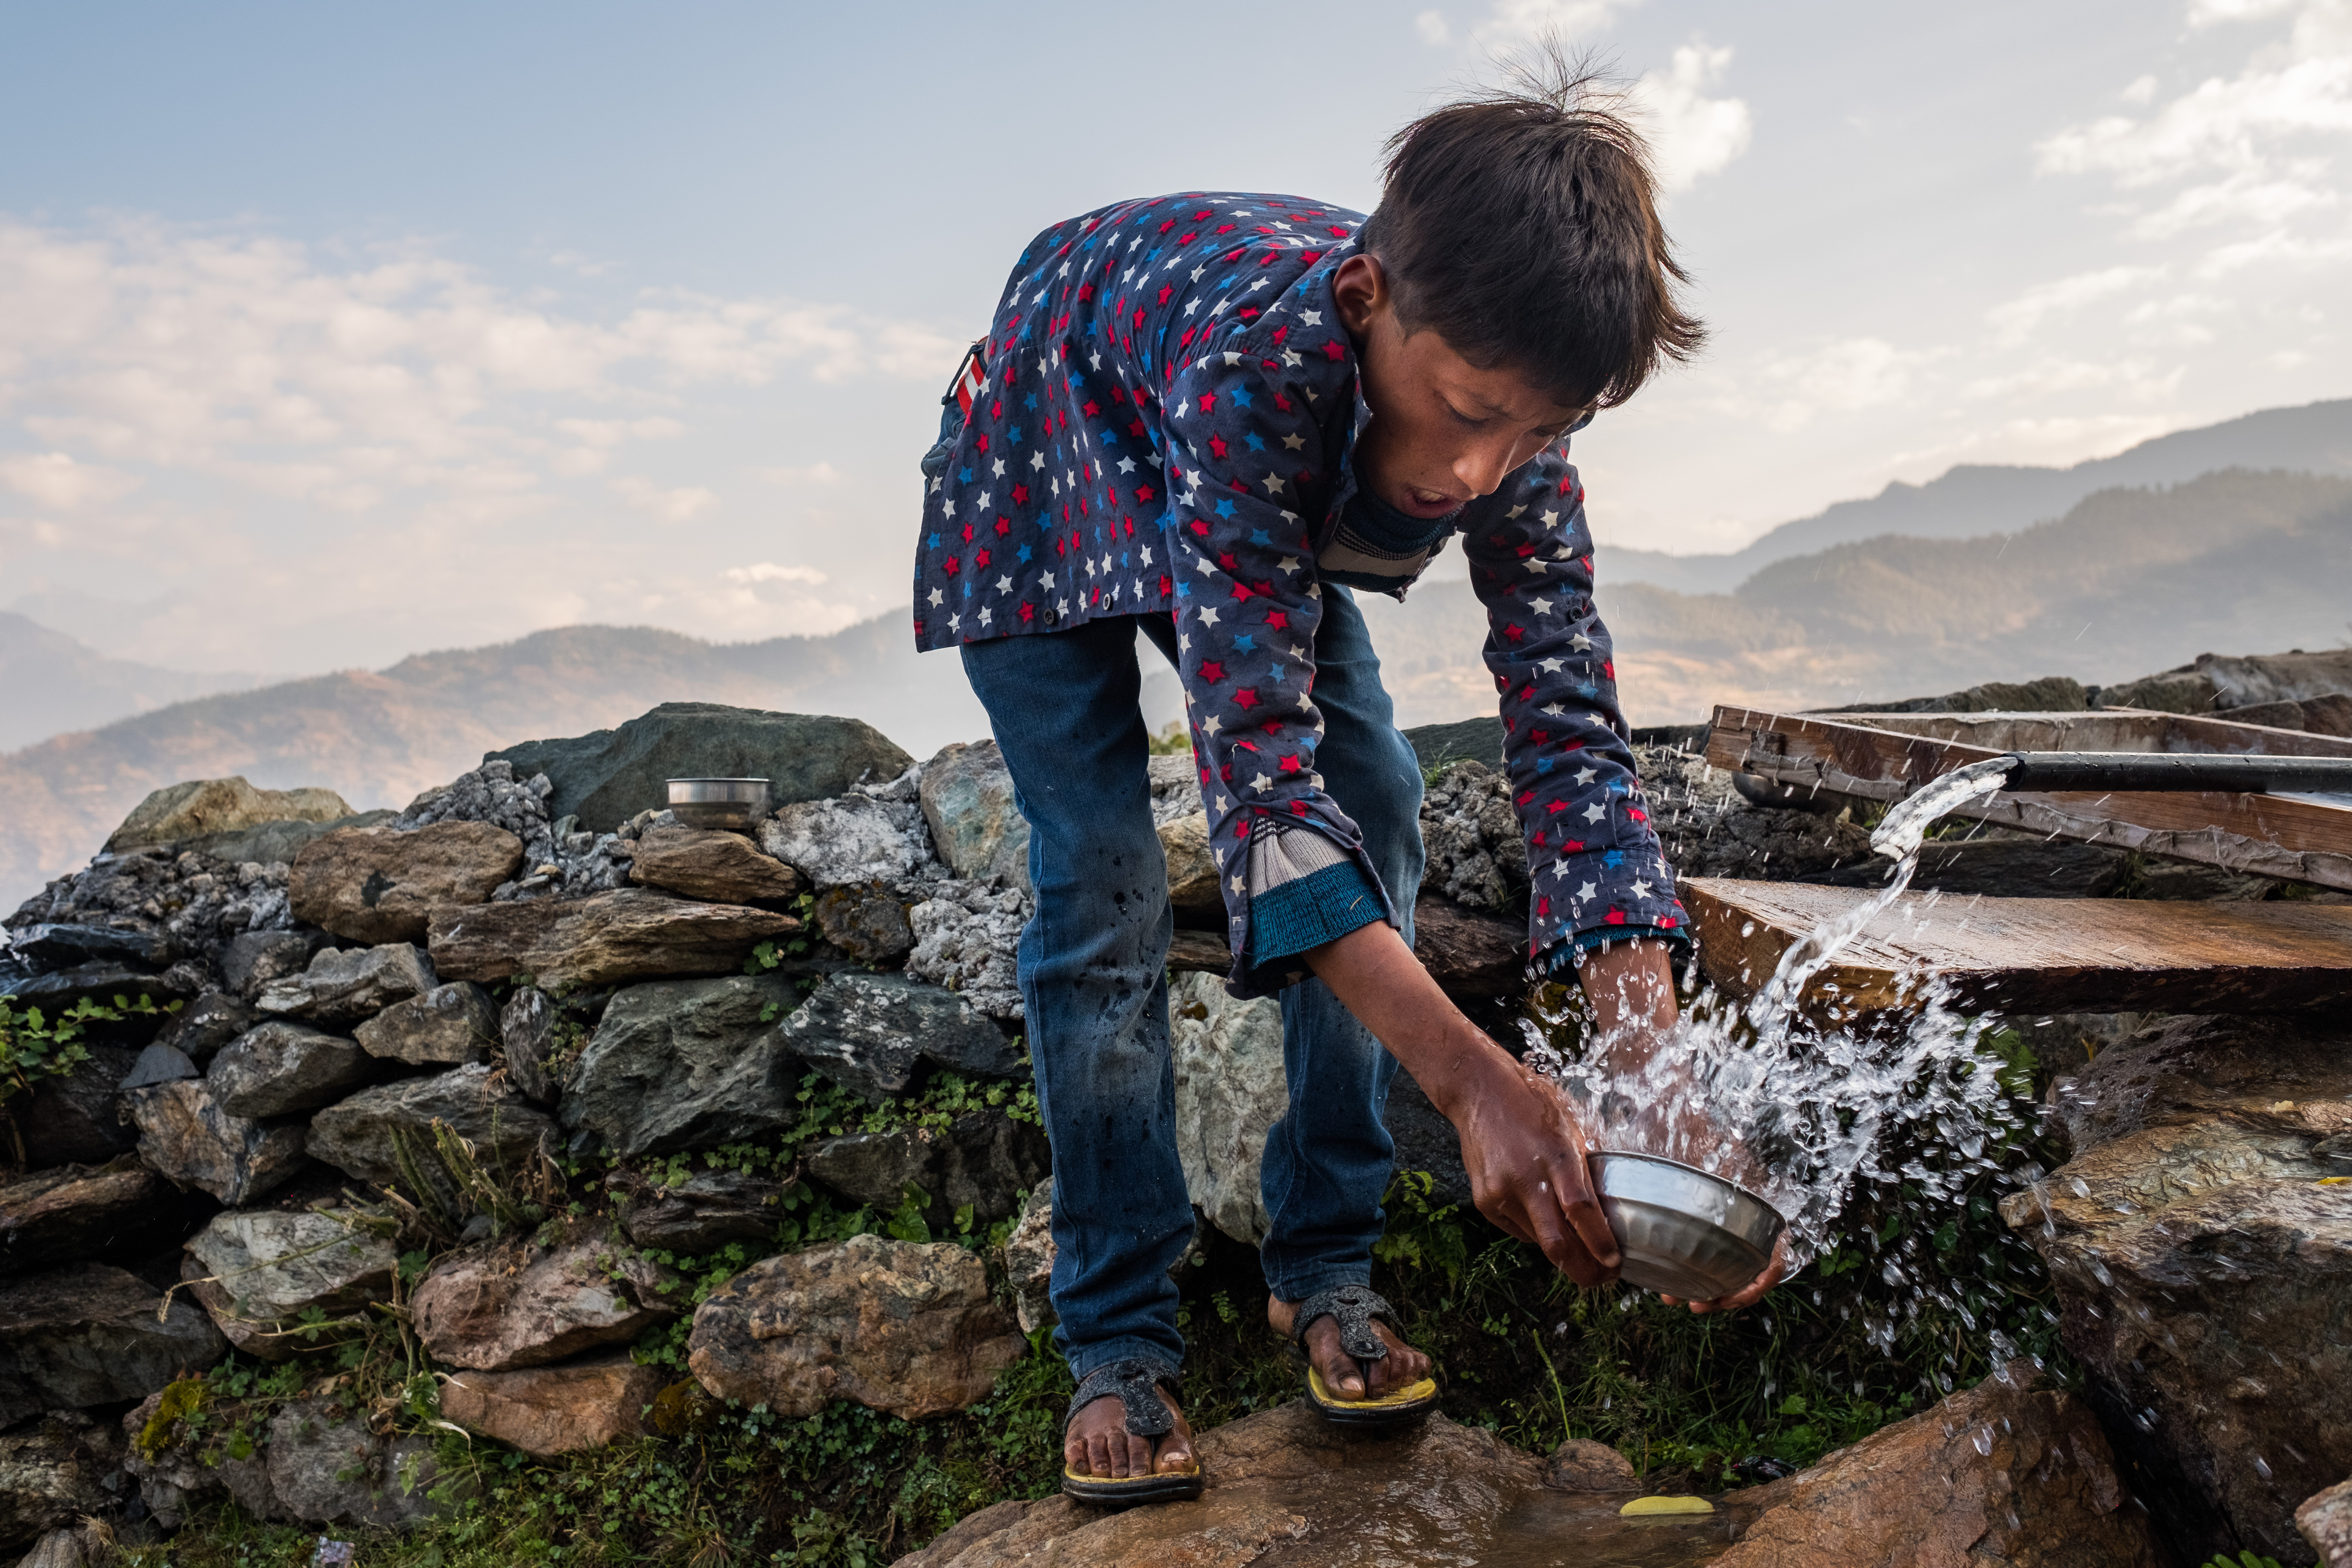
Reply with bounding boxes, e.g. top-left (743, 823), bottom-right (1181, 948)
top-left (1632, 880), bottom-right (1654, 898)
top-left (991, 459), bottom-right (1006, 478)
top-left (927, 588), bottom-right (944, 608)
top-left (1578, 881), bottom-right (1599, 901)
top-left (1277, 557), bottom-right (1301, 575)
top-left (1281, 432), bottom-right (1304, 450)
top-left (1118, 456), bottom-right (1136, 473)
top-left (1530, 595), bottom-right (1555, 614)
top-left (1252, 772), bottom-right (1272, 790)
top-left (996, 575), bottom-right (1013, 593)
top-left (1584, 802), bottom-right (1607, 823)
top-left (1281, 348), bottom-right (1303, 368)
top-left (1541, 702), bottom-right (1564, 717)
top-left (1040, 572), bottom-right (1056, 590)
top-left (1524, 558), bottom-right (1550, 574)
top-left (1198, 606), bottom-right (1221, 625)
top-left (1029, 451), bottom-right (1045, 471)
top-left (1575, 766), bottom-right (1597, 785)
top-left (1301, 309), bottom-right (1322, 325)
top-left (1539, 657), bottom-right (1564, 673)
top-left (1571, 632), bottom-right (1594, 651)
top-left (1261, 473), bottom-right (1284, 494)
